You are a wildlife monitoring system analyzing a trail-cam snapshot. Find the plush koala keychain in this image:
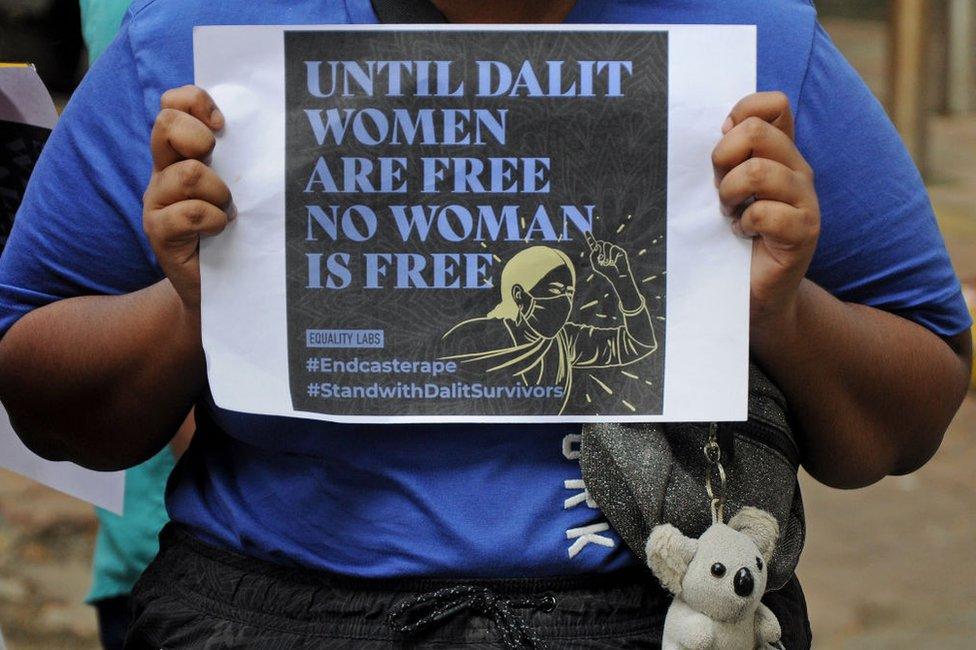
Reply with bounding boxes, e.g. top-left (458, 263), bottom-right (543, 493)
top-left (646, 507), bottom-right (783, 650)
